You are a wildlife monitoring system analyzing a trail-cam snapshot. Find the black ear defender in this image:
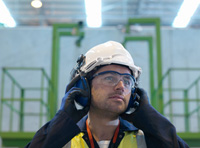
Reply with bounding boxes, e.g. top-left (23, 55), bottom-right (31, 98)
top-left (125, 87), bottom-right (140, 113)
top-left (126, 73), bottom-right (141, 111)
top-left (65, 54), bottom-right (91, 107)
